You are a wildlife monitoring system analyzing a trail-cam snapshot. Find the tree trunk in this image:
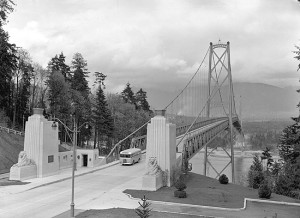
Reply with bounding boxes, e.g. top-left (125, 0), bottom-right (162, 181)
top-left (93, 128), bottom-right (97, 149)
top-left (12, 75), bottom-right (19, 128)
